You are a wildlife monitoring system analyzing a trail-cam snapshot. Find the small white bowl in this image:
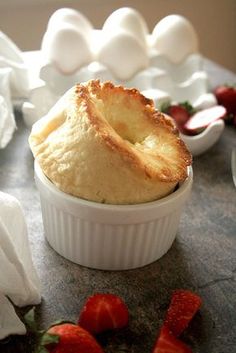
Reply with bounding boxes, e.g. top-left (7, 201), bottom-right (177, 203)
top-left (34, 162), bottom-right (193, 270)
top-left (180, 119), bottom-right (225, 156)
